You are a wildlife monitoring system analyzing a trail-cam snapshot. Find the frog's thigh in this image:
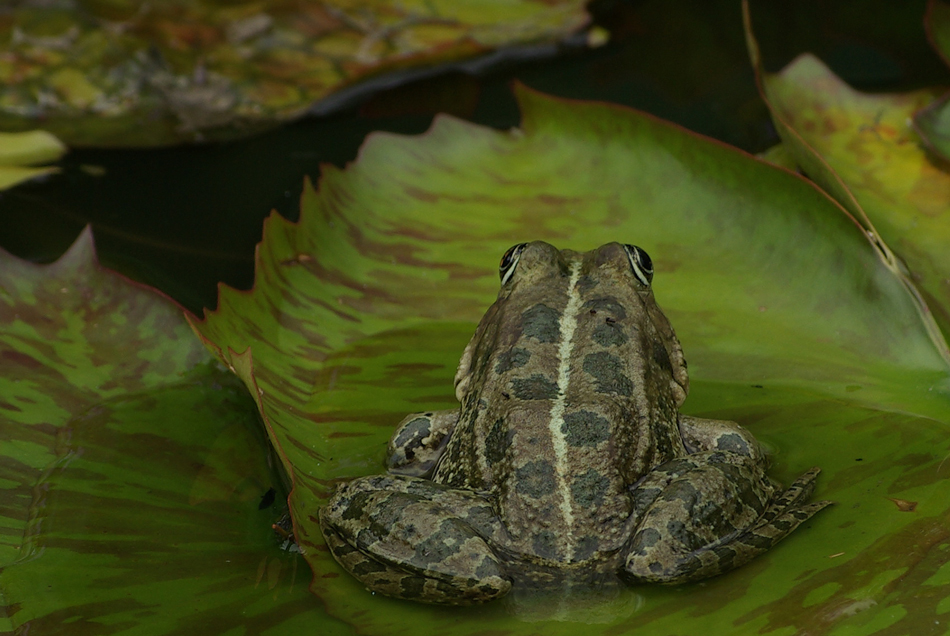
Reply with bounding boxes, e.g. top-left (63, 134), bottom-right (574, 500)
top-left (679, 414), bottom-right (766, 464)
top-left (388, 409), bottom-right (459, 477)
top-left (320, 474), bottom-right (510, 604)
top-left (623, 451), bottom-right (774, 584)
